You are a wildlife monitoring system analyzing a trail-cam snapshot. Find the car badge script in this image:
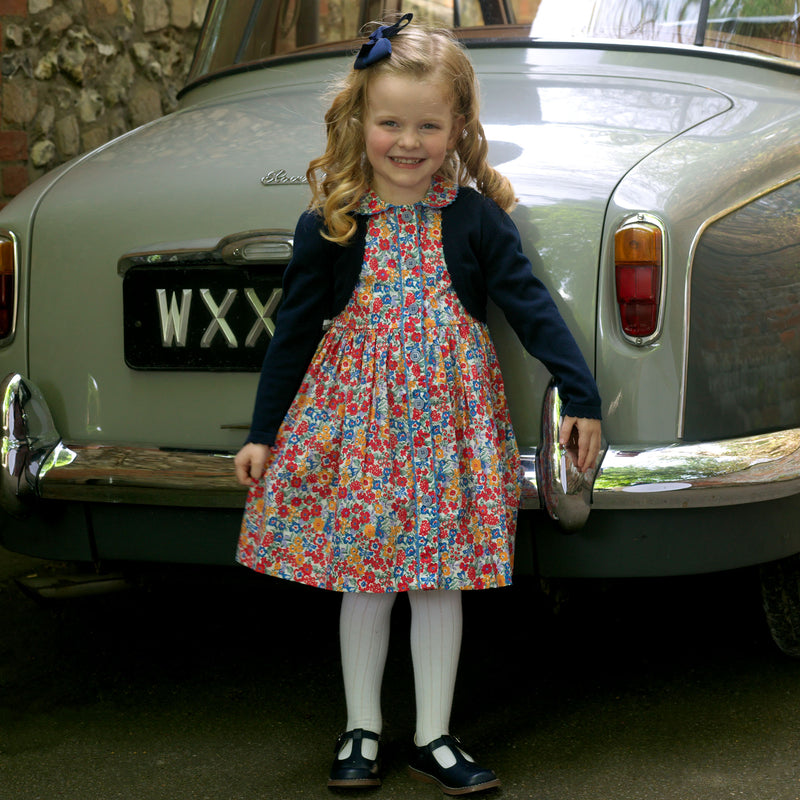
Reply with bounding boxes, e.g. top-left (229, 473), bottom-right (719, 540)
top-left (261, 169), bottom-right (308, 186)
